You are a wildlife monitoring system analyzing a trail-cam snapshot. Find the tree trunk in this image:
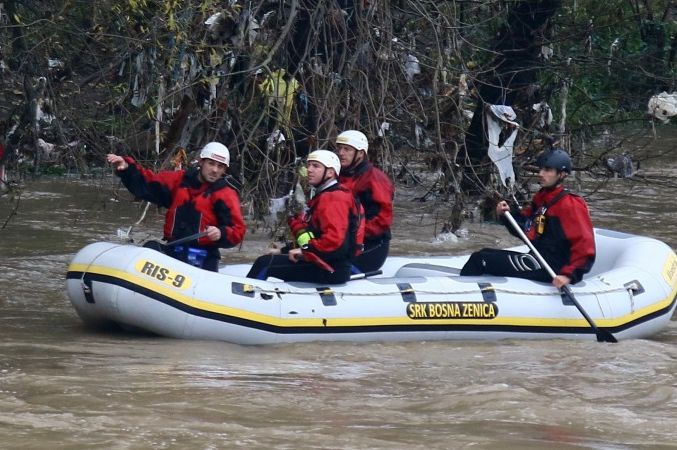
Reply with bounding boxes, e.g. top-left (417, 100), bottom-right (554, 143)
top-left (462, 0), bottom-right (561, 193)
